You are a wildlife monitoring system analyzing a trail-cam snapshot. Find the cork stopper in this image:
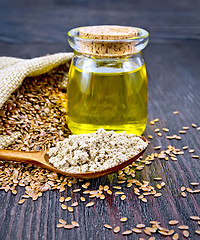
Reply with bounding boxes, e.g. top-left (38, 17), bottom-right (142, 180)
top-left (79, 25), bottom-right (138, 57)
